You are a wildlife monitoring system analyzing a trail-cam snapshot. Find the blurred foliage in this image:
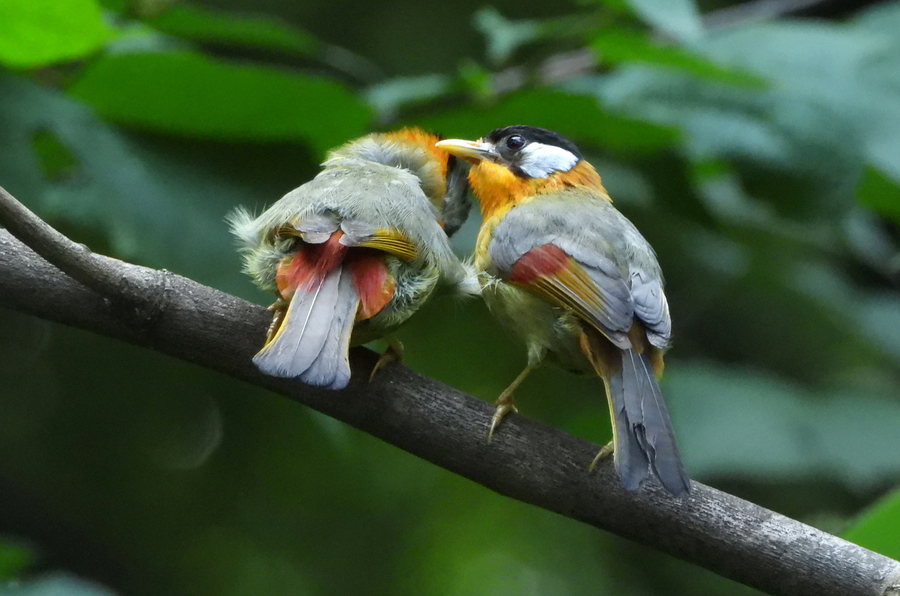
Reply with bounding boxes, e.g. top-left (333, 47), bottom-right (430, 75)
top-left (0, 0), bottom-right (110, 68)
top-left (842, 488), bottom-right (900, 560)
top-left (1, 0), bottom-right (900, 595)
top-left (0, 539), bottom-right (33, 581)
